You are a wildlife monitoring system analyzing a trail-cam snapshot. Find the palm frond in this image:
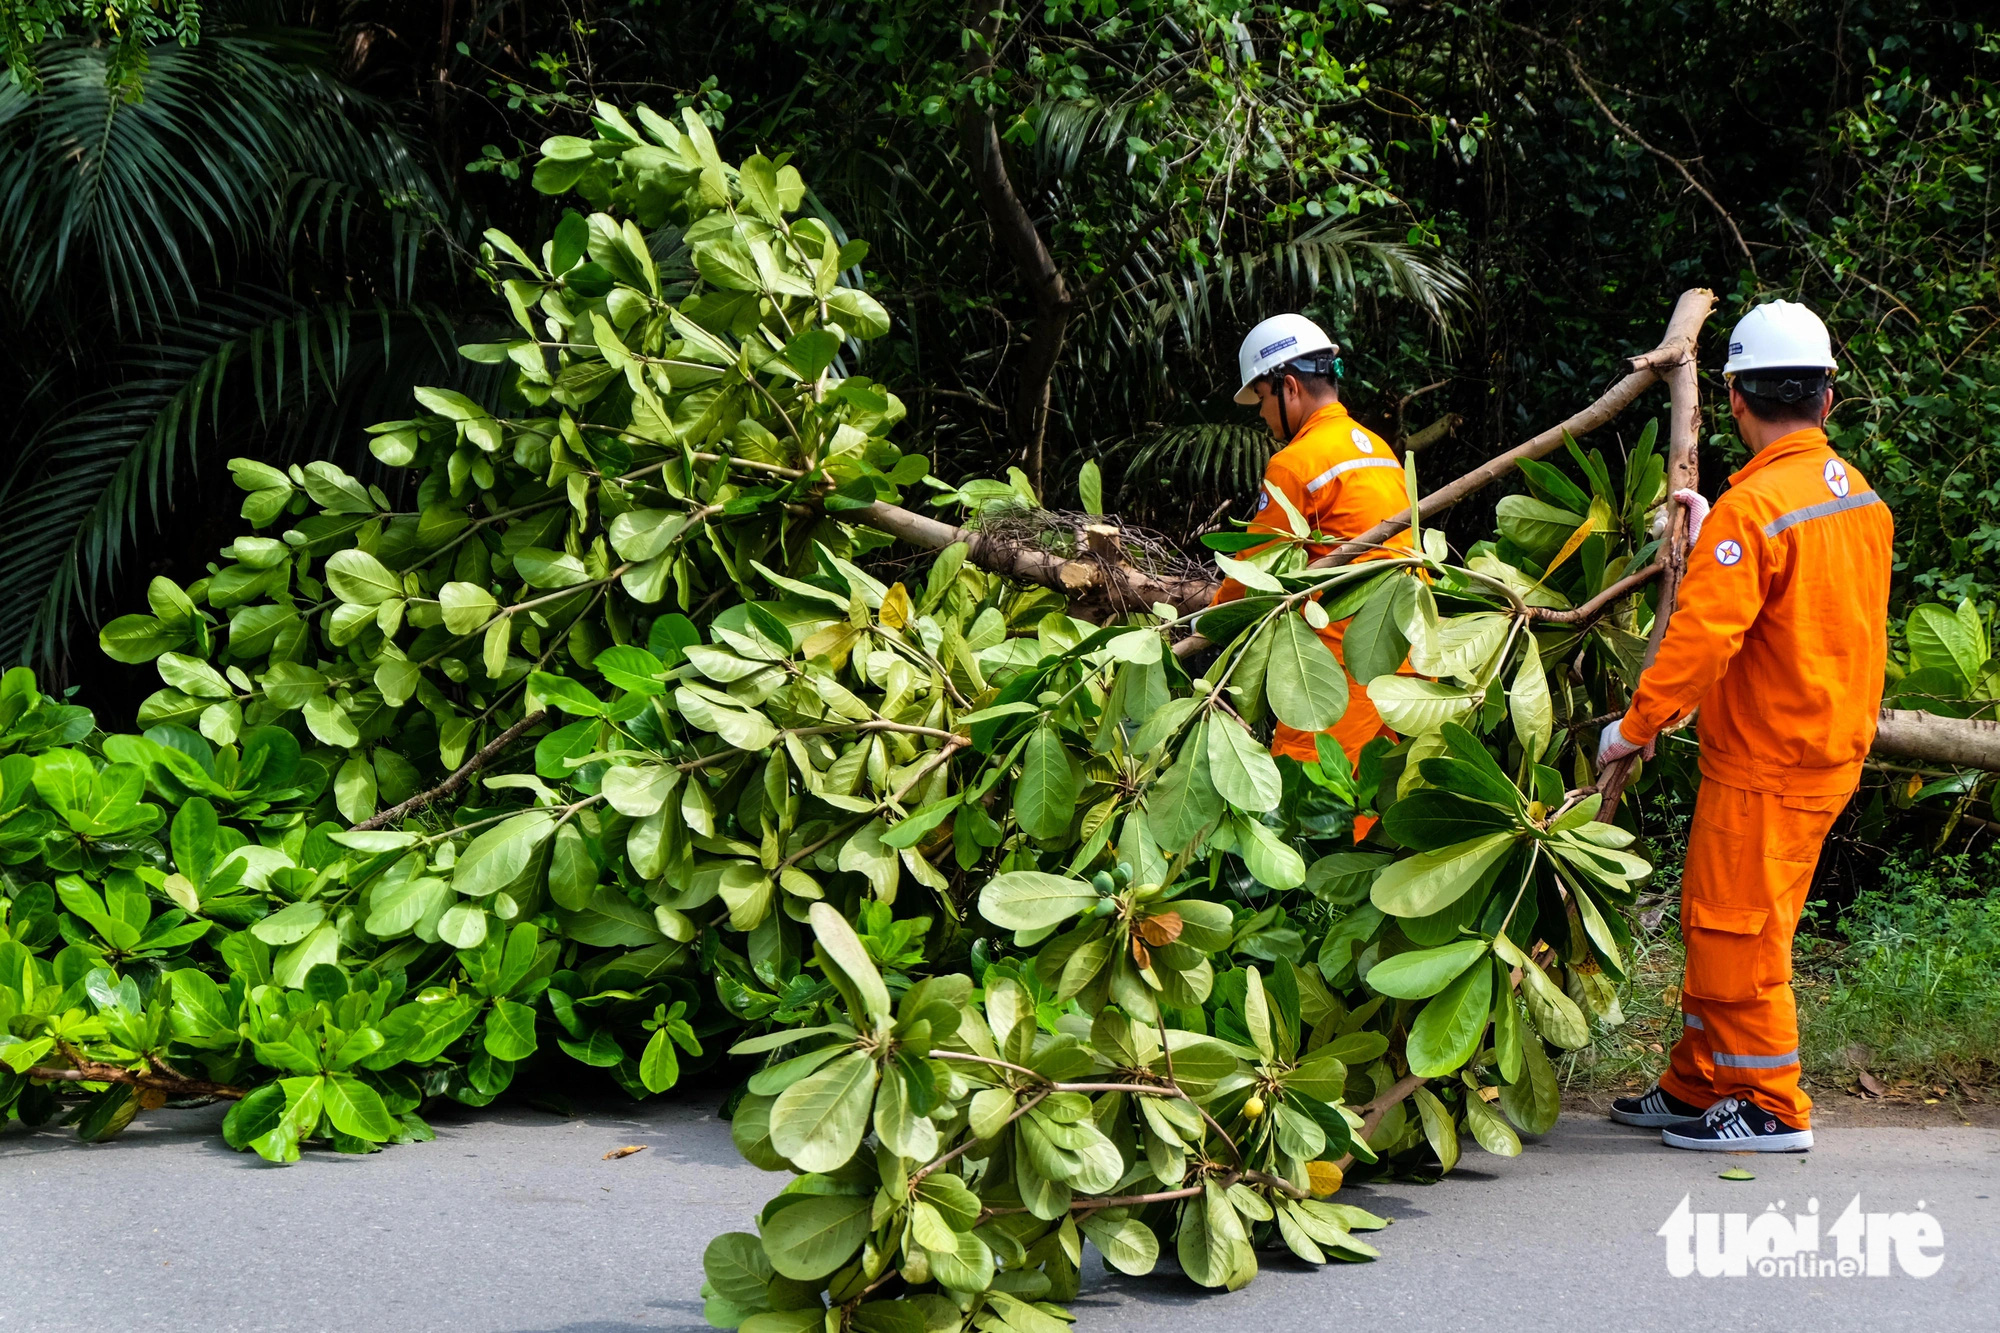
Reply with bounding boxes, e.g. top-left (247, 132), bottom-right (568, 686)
top-left (0, 294), bottom-right (467, 668)
top-left (0, 33), bottom-right (445, 328)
